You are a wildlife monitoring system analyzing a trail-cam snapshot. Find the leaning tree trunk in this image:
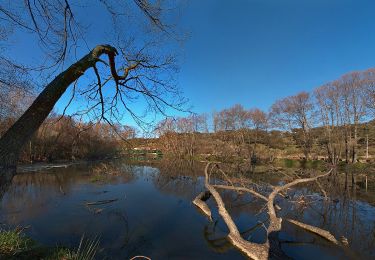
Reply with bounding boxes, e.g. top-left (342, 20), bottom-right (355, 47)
top-left (0, 44), bottom-right (119, 185)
